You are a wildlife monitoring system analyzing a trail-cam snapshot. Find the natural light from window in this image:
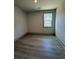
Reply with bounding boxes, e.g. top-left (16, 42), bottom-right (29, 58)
top-left (44, 13), bottom-right (52, 27)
